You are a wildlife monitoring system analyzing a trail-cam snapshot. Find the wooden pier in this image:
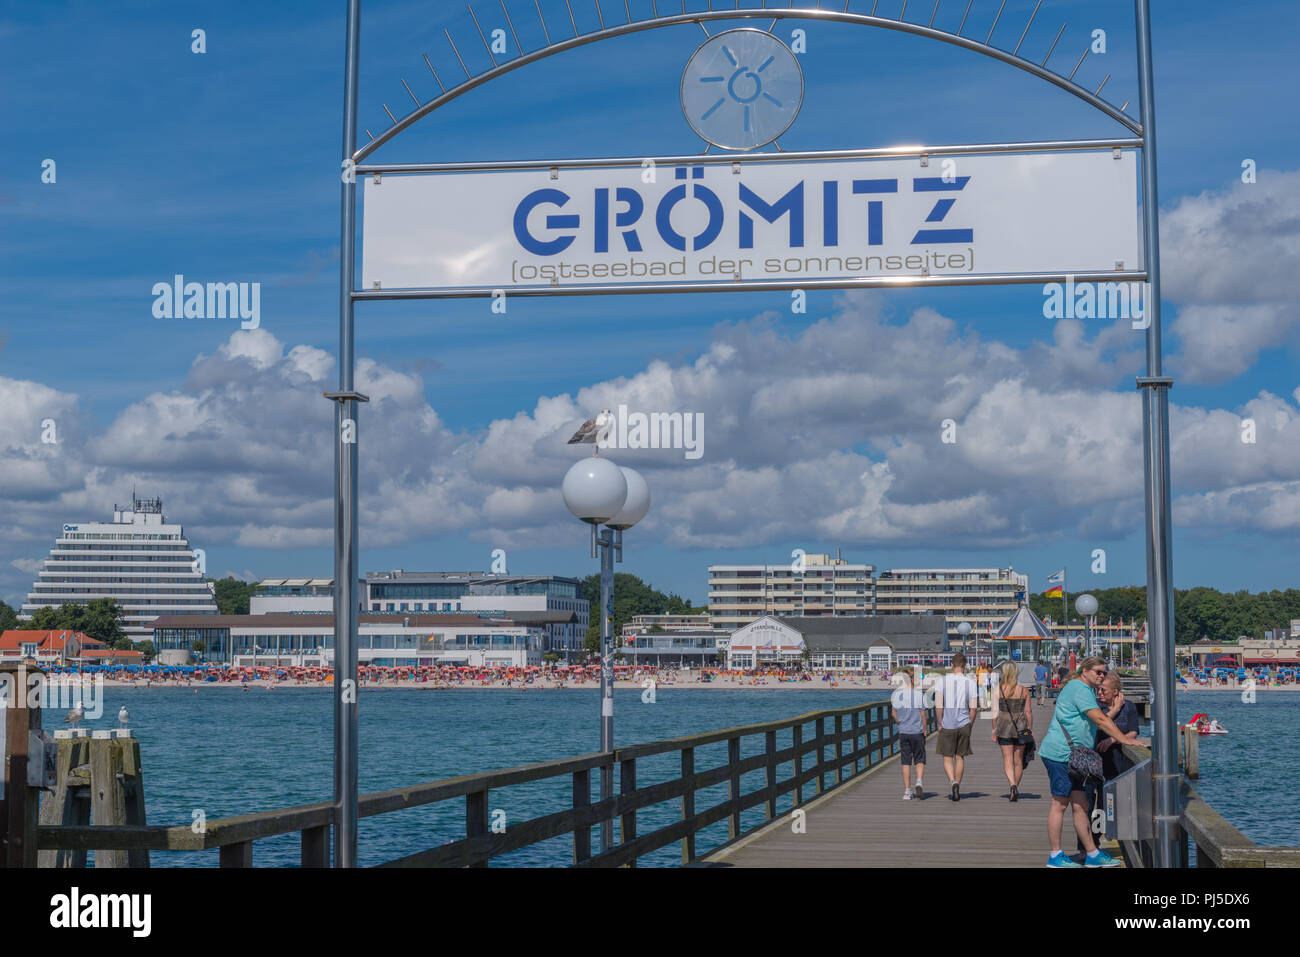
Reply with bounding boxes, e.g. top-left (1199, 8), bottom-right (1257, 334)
top-left (708, 701), bottom-right (1084, 867)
